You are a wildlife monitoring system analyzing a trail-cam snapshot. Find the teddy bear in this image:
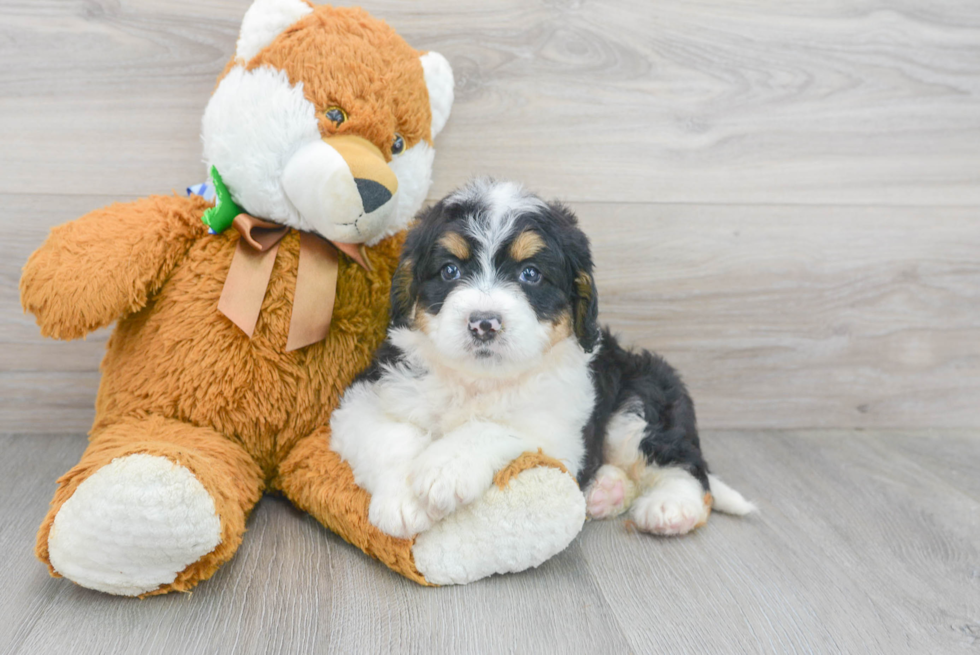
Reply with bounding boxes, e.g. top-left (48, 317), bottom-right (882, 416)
top-left (19, 0), bottom-right (585, 597)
